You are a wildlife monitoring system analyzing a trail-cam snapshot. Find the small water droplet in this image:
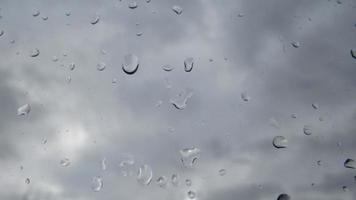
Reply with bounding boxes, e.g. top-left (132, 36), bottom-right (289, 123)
top-left (171, 89), bottom-right (194, 110)
top-left (172, 5), bottom-right (183, 15)
top-left (97, 62), bottom-right (106, 71)
top-left (187, 190), bottom-right (196, 199)
top-left (162, 64), bottom-right (174, 72)
top-left (68, 62), bottom-right (76, 71)
top-left (32, 10), bottom-right (40, 17)
top-left (303, 125), bottom-right (312, 135)
top-left (112, 78), bottom-right (118, 84)
top-left (219, 169), bottom-right (226, 176)
top-left (60, 158), bottom-right (71, 167)
top-left (272, 136), bottom-right (288, 148)
top-left (65, 11), bottom-right (71, 16)
top-left (128, 2), bottom-right (138, 9)
top-left (91, 15), bottom-right (100, 25)
top-left (312, 103), bottom-right (319, 110)
top-left (238, 13), bottom-right (245, 17)
top-left (30, 48), bottom-right (40, 57)
top-left (241, 92), bottom-right (250, 102)
top-left (291, 114), bottom-right (297, 119)
top-left (0, 30), bottom-right (4, 37)
top-left (269, 118), bottom-right (280, 129)
top-left (155, 100), bottom-right (163, 107)
top-left (344, 158), bottom-right (355, 169)
top-left (156, 176), bottom-right (167, 188)
top-left (351, 49), bottom-right (356, 59)
top-left (180, 147), bottom-right (200, 168)
top-left (337, 0), bottom-right (342, 4)
top-left (185, 179), bottom-right (192, 186)
top-left (137, 164), bottom-right (153, 185)
top-left (146, 0), bottom-right (151, 3)
top-left (66, 76), bottom-right (72, 84)
top-left (25, 178), bottom-right (30, 184)
top-left (317, 160), bottom-right (322, 166)
top-left (171, 174), bottom-right (179, 186)
top-left (101, 158), bottom-right (107, 171)
top-left (342, 185), bottom-right (348, 192)
top-left (91, 176), bottom-right (103, 192)
top-left (184, 57), bottom-right (194, 72)
top-left (277, 193), bottom-right (290, 200)
top-left (42, 16), bottom-right (48, 20)
top-left (17, 104), bottom-right (31, 116)
top-left (52, 56), bottom-right (59, 62)
top-left (118, 154), bottom-right (135, 176)
top-left (291, 41), bottom-right (300, 48)
top-left (122, 54), bottom-right (139, 74)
